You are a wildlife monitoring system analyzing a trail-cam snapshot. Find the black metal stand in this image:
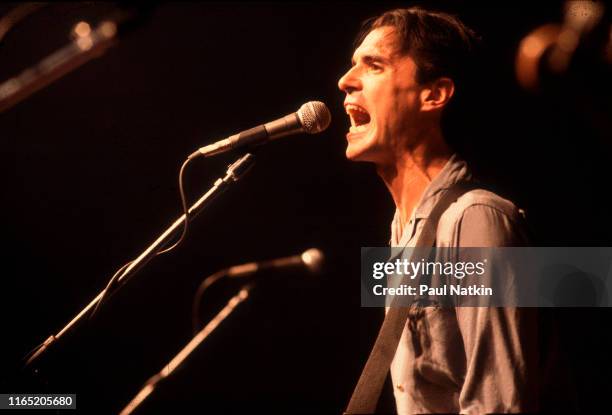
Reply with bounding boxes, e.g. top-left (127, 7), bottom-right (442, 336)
top-left (24, 153), bottom-right (256, 367)
top-left (119, 282), bottom-right (254, 415)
